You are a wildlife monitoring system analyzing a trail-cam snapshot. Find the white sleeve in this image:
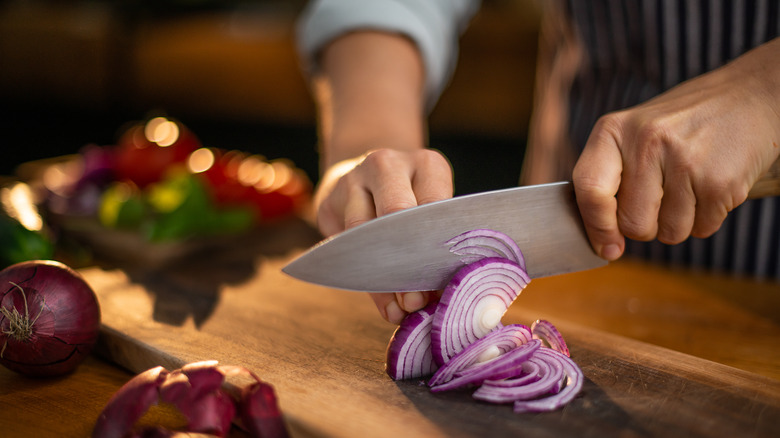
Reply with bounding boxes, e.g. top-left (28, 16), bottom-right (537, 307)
top-left (296, 0), bottom-right (481, 109)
